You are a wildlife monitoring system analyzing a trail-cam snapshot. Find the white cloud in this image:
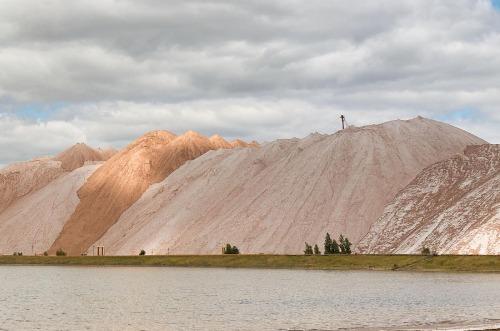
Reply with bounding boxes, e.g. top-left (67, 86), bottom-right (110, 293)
top-left (0, 0), bottom-right (499, 164)
top-left (0, 114), bottom-right (85, 164)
